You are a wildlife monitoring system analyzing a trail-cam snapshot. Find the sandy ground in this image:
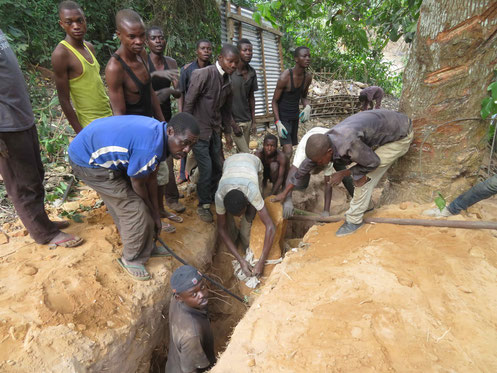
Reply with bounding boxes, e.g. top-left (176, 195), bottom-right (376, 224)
top-left (211, 199), bottom-right (497, 372)
top-left (0, 188), bottom-right (218, 372)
